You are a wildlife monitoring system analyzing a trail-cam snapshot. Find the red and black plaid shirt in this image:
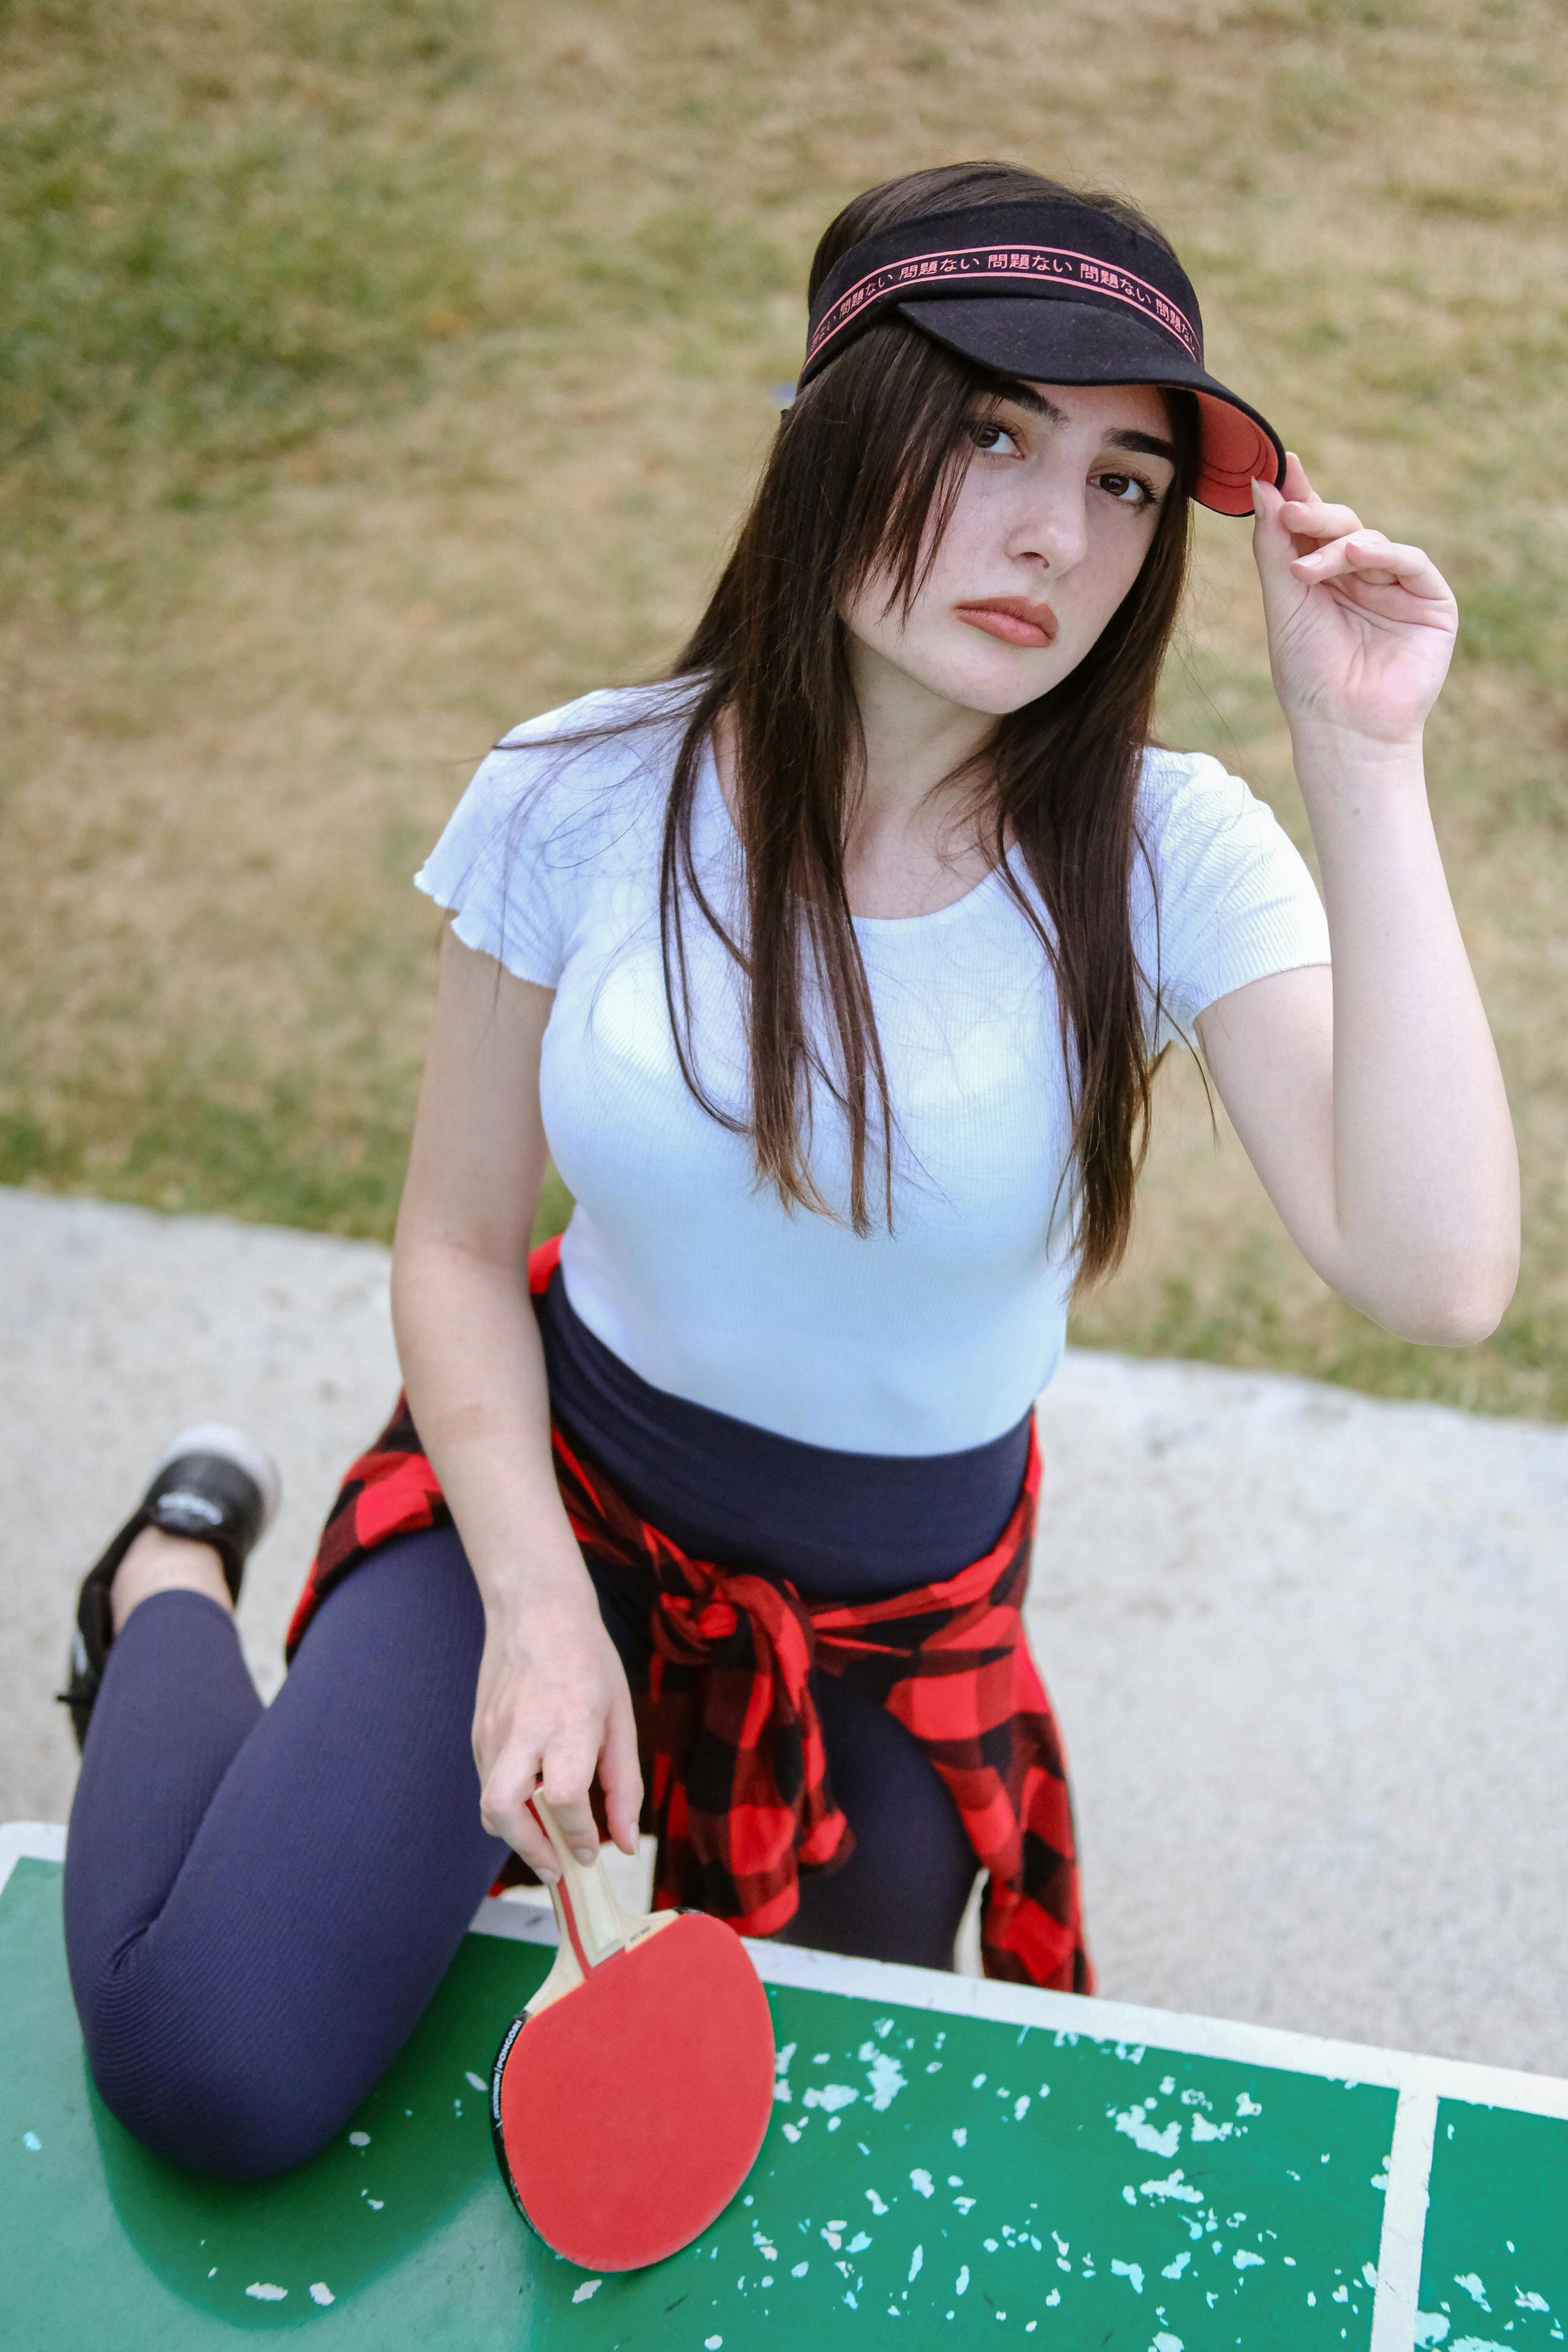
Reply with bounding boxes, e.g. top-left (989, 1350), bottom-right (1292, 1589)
top-left (287, 1240), bottom-right (1091, 1993)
